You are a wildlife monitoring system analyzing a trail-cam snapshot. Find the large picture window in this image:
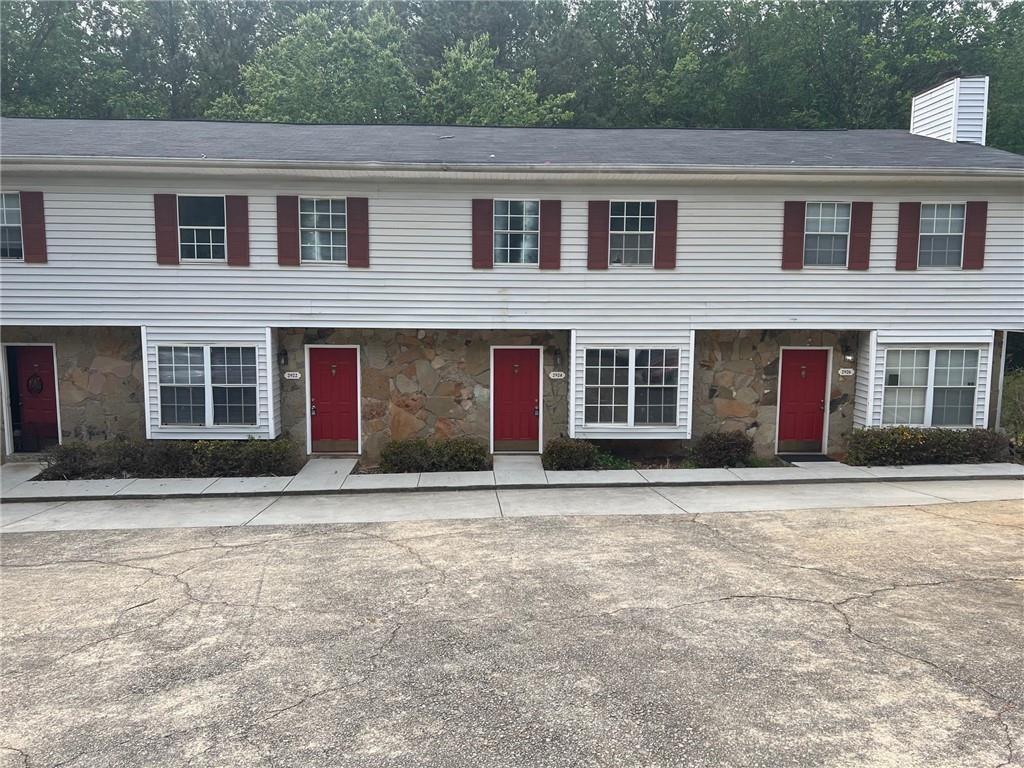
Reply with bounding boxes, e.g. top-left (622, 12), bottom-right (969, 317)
top-left (881, 348), bottom-right (978, 427)
top-left (300, 197), bottom-right (347, 262)
top-left (803, 202), bottom-right (850, 266)
top-left (178, 196), bottom-right (226, 261)
top-left (493, 200), bottom-right (539, 265)
top-left (1, 192), bottom-right (23, 261)
top-left (584, 347), bottom-right (679, 426)
top-left (158, 345), bottom-right (258, 427)
top-left (919, 203), bottom-right (965, 268)
top-left (609, 201), bottom-right (655, 266)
